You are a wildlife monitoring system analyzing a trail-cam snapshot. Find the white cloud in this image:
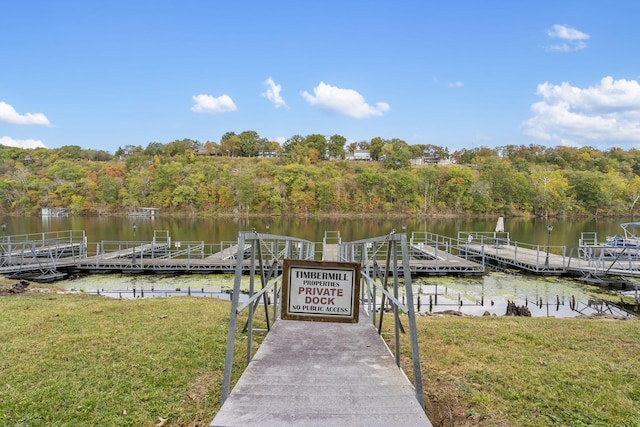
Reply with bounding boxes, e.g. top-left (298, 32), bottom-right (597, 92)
top-left (302, 82), bottom-right (390, 119)
top-left (448, 81), bottom-right (464, 88)
top-left (548, 24), bottom-right (589, 41)
top-left (546, 24), bottom-right (589, 52)
top-left (523, 76), bottom-right (640, 146)
top-left (0, 101), bottom-right (50, 126)
top-left (0, 136), bottom-right (46, 149)
top-left (261, 77), bottom-right (287, 108)
top-left (191, 94), bottom-right (237, 114)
